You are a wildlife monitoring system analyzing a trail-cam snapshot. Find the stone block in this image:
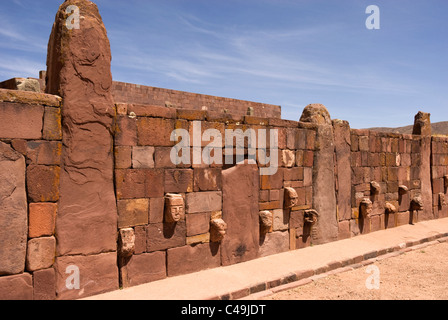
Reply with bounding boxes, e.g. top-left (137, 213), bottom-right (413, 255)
top-left (25, 141), bottom-right (61, 165)
top-left (259, 231), bottom-right (289, 257)
top-left (338, 220), bottom-right (351, 240)
top-left (193, 168), bottom-right (222, 191)
top-left (132, 146), bottom-right (155, 168)
top-left (146, 222), bottom-right (186, 252)
top-left (121, 251), bottom-right (166, 288)
top-left (43, 107), bottom-right (62, 140)
top-left (54, 252), bottom-right (119, 300)
top-left (117, 198), bottom-right (149, 228)
top-left (165, 169), bottom-right (193, 193)
top-left (0, 102), bottom-right (43, 139)
top-left (26, 165), bottom-right (60, 202)
top-left (114, 146), bottom-right (132, 169)
top-left (115, 116), bottom-right (137, 146)
top-left (260, 168), bottom-right (283, 190)
top-left (185, 191), bottom-right (222, 214)
top-left (167, 242), bottom-right (220, 277)
top-left (28, 203), bottom-right (57, 238)
top-left (33, 268), bottom-right (56, 300)
top-left (115, 169), bottom-right (164, 199)
top-left (186, 233), bottom-right (210, 245)
top-left (26, 237), bottom-right (56, 272)
top-left (137, 117), bottom-right (175, 147)
top-left (154, 147), bottom-right (176, 168)
top-left (0, 273), bottom-right (33, 300)
top-left (0, 142), bottom-right (28, 276)
top-left (281, 149), bottom-right (295, 167)
top-left (134, 226), bottom-right (147, 255)
top-left (186, 212), bottom-right (211, 236)
top-left (149, 197), bottom-right (165, 223)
